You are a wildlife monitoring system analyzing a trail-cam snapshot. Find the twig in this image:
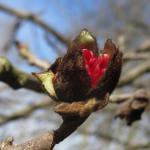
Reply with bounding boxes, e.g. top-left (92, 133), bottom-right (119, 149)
top-left (118, 60), bottom-right (150, 87)
top-left (0, 4), bottom-right (69, 46)
top-left (129, 19), bottom-right (150, 35)
top-left (0, 56), bottom-right (44, 93)
top-left (15, 41), bottom-right (50, 70)
top-left (134, 39), bottom-right (150, 52)
top-left (110, 89), bottom-right (150, 104)
top-left (123, 52), bottom-right (150, 61)
top-left (0, 95), bottom-right (109, 150)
